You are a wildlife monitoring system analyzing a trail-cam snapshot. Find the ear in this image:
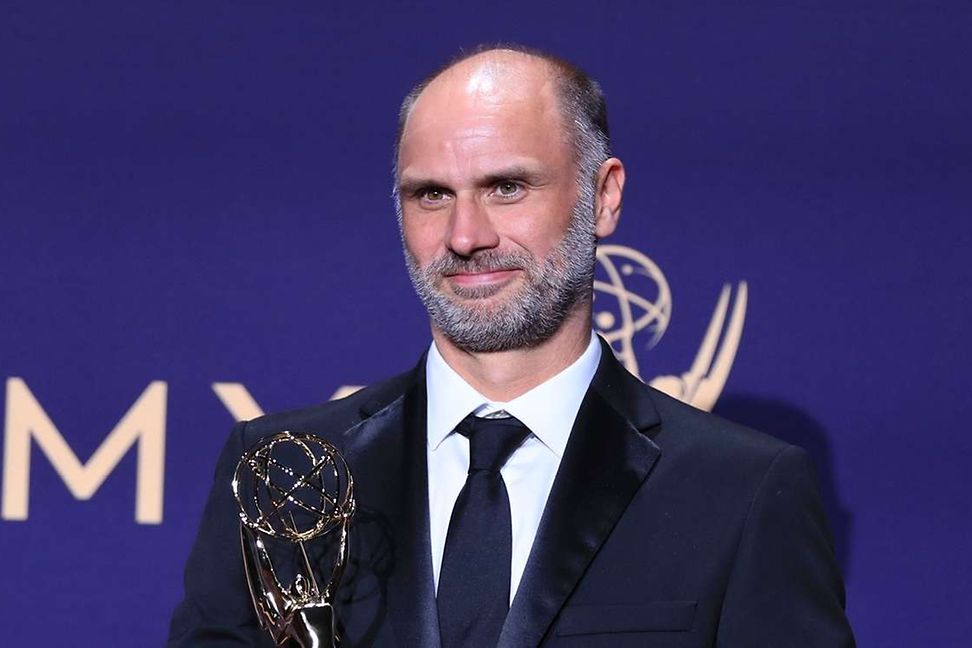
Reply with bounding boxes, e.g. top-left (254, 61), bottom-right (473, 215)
top-left (593, 157), bottom-right (625, 239)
